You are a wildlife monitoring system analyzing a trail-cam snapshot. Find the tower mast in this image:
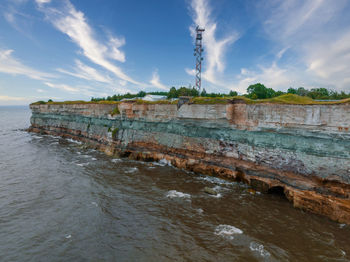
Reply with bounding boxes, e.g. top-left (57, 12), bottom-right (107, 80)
top-left (194, 26), bottom-right (205, 93)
